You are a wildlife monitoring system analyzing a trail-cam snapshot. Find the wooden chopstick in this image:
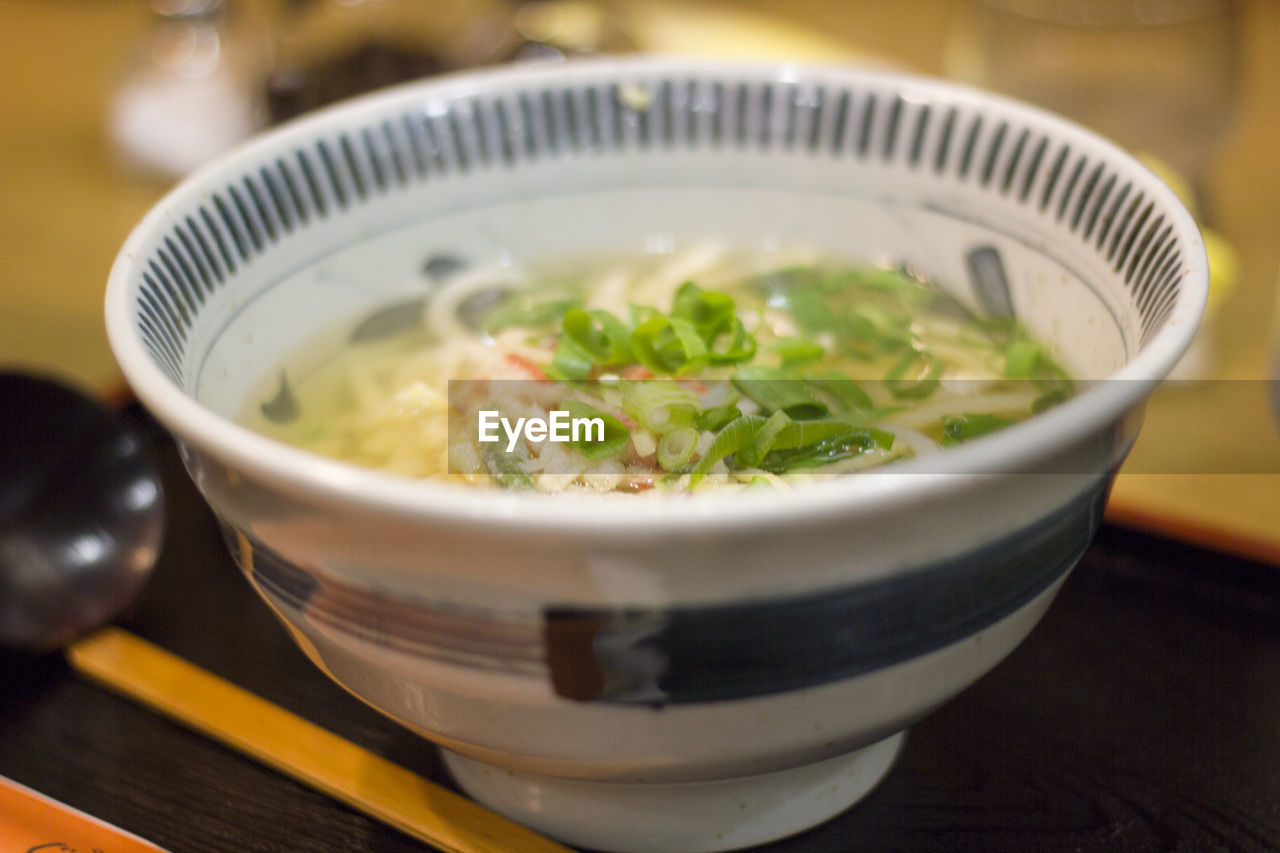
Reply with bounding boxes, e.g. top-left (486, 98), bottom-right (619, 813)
top-left (67, 627), bottom-right (573, 853)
